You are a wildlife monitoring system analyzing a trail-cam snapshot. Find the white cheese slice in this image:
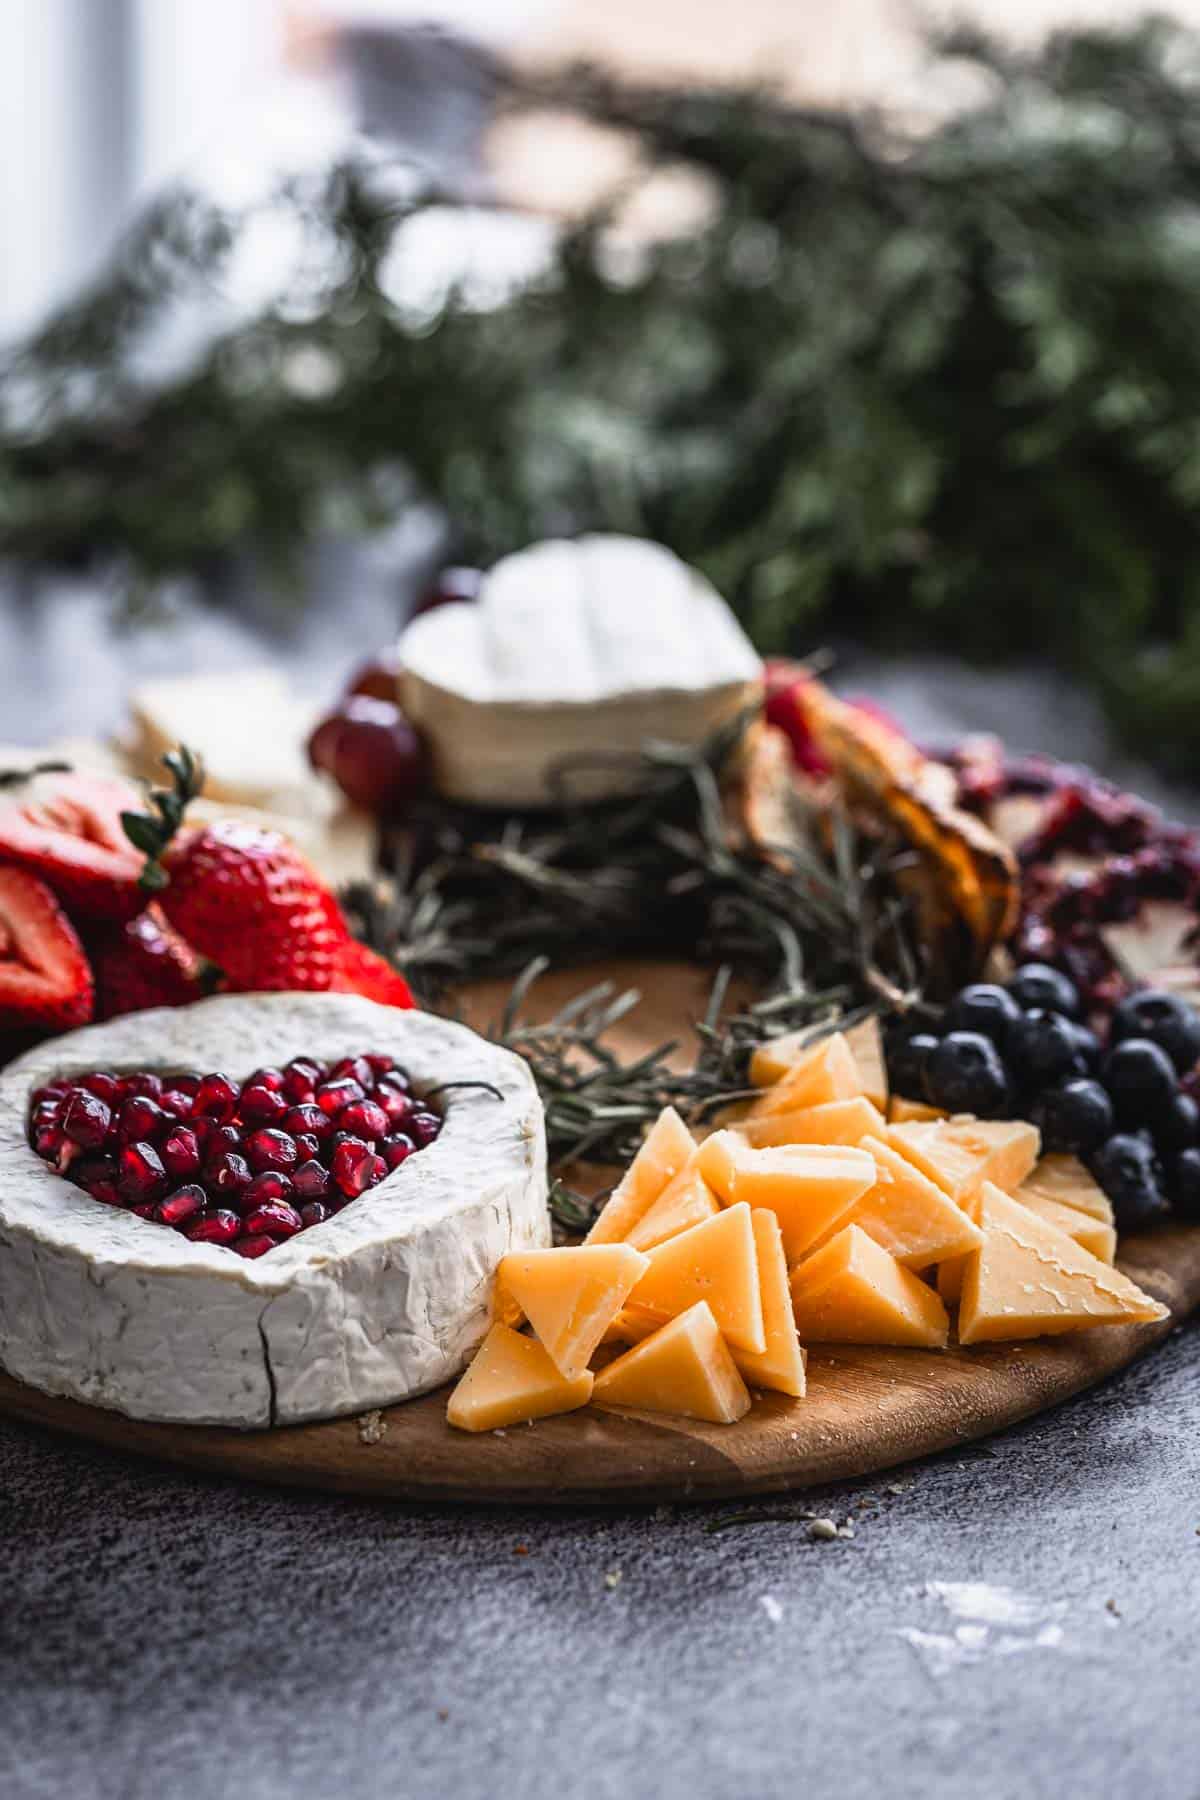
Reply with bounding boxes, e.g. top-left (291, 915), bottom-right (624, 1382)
top-left (128, 668), bottom-right (329, 815)
top-left (0, 994), bottom-right (548, 1428)
top-left (399, 535), bottom-right (762, 806)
